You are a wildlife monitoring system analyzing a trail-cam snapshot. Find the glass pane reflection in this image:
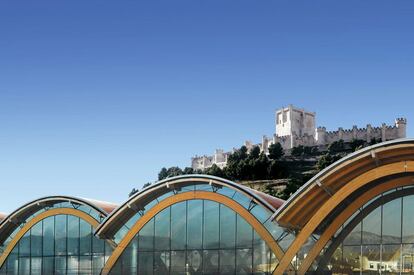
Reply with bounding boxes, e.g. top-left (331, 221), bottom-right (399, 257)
top-left (0, 214), bottom-right (112, 275)
top-left (111, 199), bottom-right (275, 275)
